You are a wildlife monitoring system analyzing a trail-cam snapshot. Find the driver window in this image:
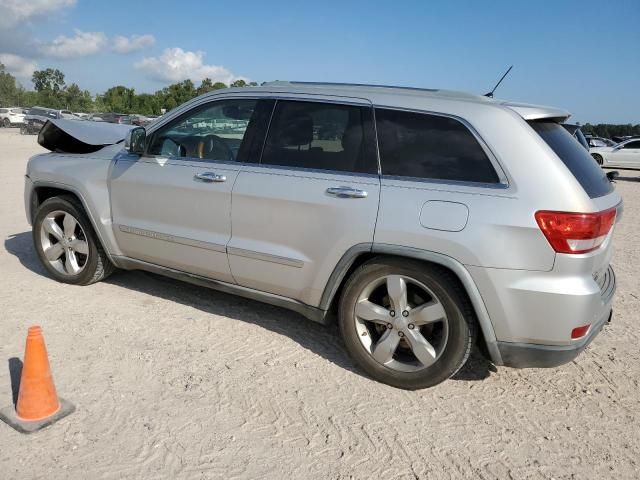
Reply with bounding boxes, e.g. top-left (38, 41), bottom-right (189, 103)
top-left (147, 99), bottom-right (258, 161)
